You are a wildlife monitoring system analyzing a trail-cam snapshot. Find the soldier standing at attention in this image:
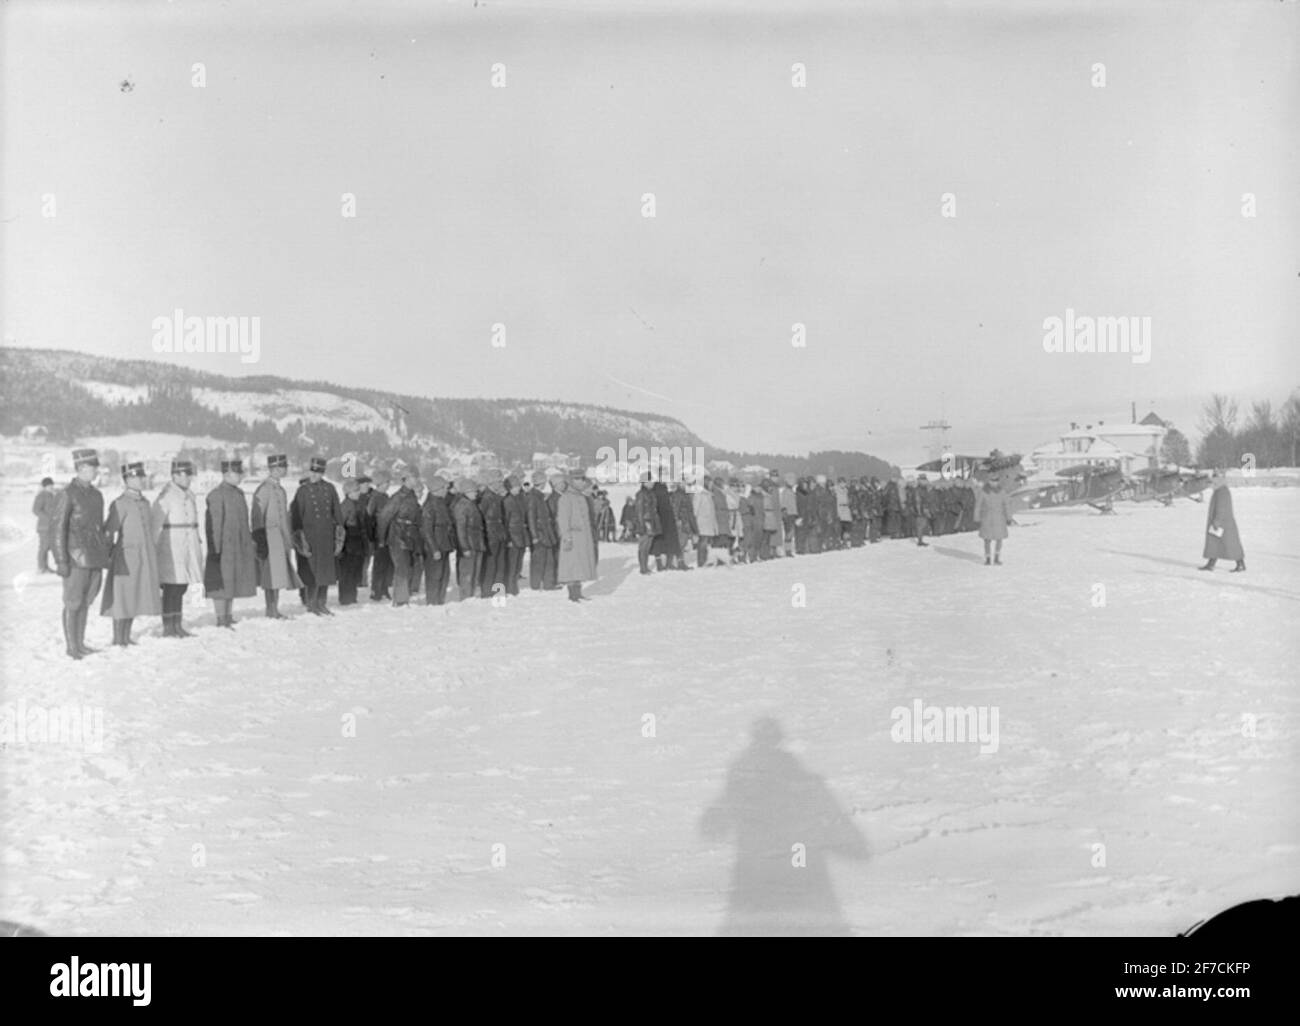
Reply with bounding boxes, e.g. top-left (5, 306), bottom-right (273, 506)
top-left (52, 449), bottom-right (110, 659)
top-left (452, 477), bottom-right (486, 600)
top-left (420, 474), bottom-right (456, 605)
top-left (205, 458), bottom-right (258, 627)
top-left (33, 476), bottom-right (57, 573)
top-left (337, 477), bottom-right (369, 605)
top-left (153, 458), bottom-right (204, 637)
top-left (526, 469), bottom-right (559, 590)
top-left (502, 475), bottom-right (528, 596)
top-left (251, 454), bottom-right (301, 620)
top-left (291, 455), bottom-right (344, 615)
top-left (102, 461), bottom-right (162, 646)
top-left (375, 466), bottom-right (424, 606)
